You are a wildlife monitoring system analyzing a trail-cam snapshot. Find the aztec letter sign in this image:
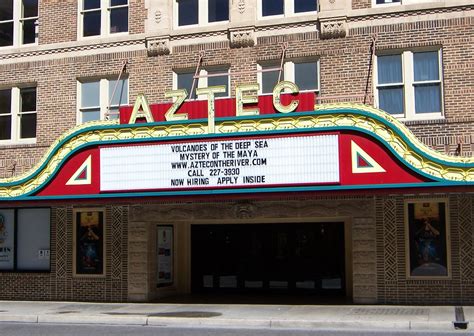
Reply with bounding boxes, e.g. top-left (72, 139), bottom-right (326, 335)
top-left (1, 80), bottom-right (472, 200)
